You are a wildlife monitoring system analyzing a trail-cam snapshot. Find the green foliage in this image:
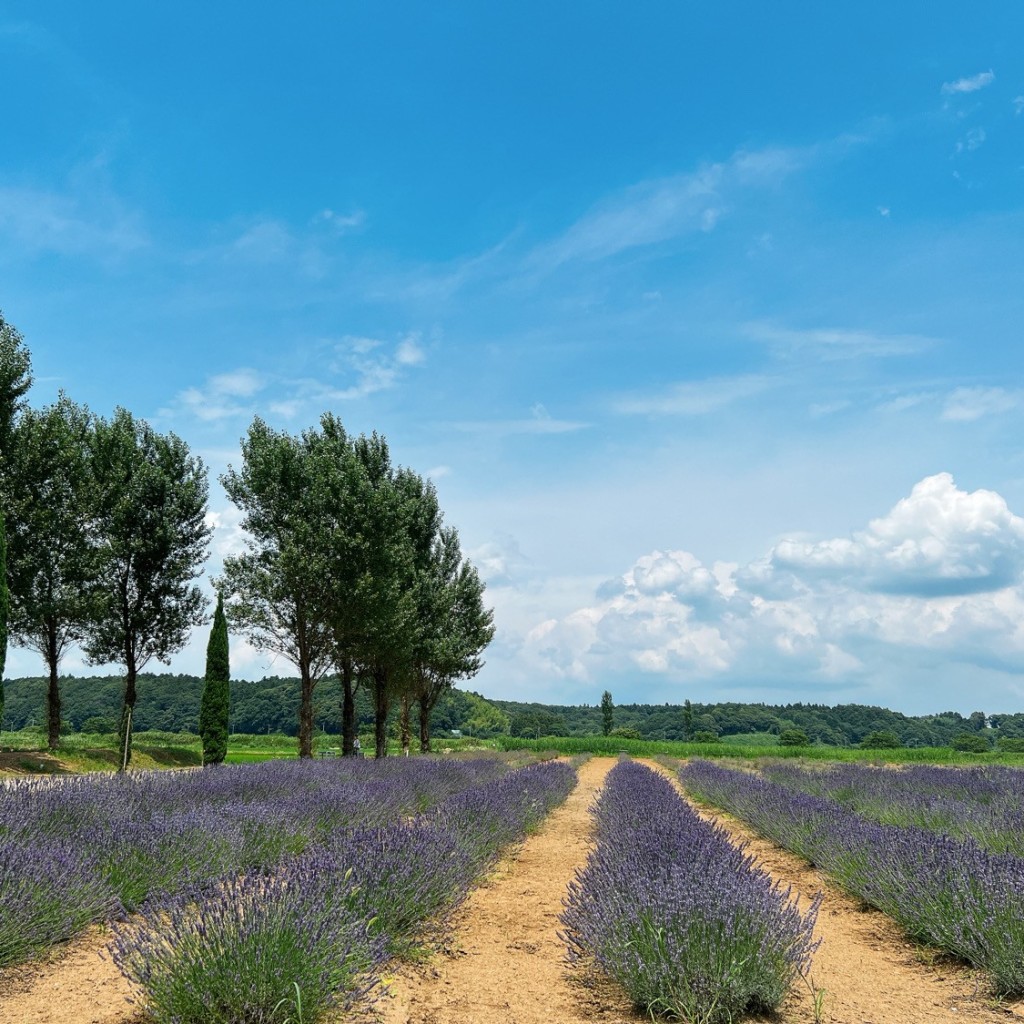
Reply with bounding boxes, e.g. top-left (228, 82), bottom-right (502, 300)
top-left (509, 708), bottom-right (568, 738)
top-left (998, 738), bottom-right (1024, 753)
top-left (0, 510), bottom-right (7, 726)
top-left (200, 594), bottom-right (231, 765)
top-left (0, 310), bottom-right (32, 456)
top-left (85, 408), bottom-right (210, 767)
top-left (951, 732), bottom-right (990, 753)
top-left (4, 395), bottom-right (96, 748)
top-left (860, 729), bottom-right (903, 749)
top-left (600, 690), bottom-right (613, 736)
top-left (609, 726), bottom-right (643, 740)
top-left (778, 728), bottom-right (811, 747)
top-left (692, 730), bottom-right (721, 744)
